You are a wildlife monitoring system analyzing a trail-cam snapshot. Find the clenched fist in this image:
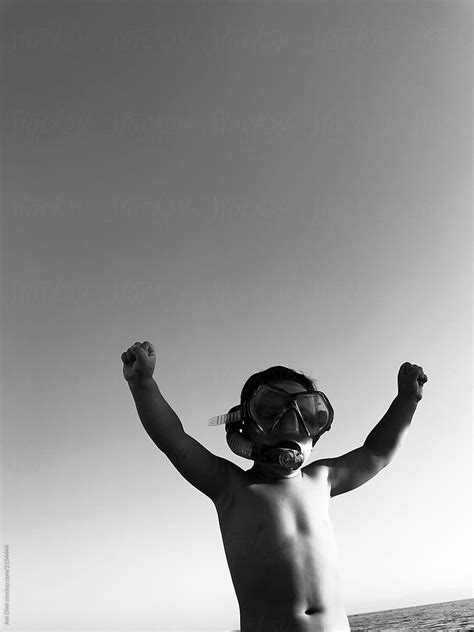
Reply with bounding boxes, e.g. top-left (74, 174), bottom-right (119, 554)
top-left (121, 341), bottom-right (156, 384)
top-left (398, 362), bottom-right (428, 402)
